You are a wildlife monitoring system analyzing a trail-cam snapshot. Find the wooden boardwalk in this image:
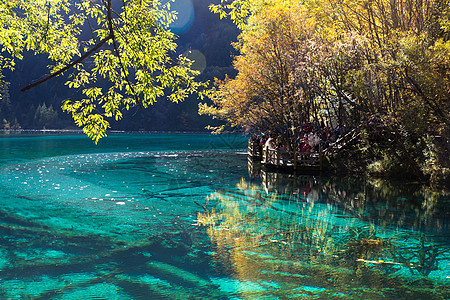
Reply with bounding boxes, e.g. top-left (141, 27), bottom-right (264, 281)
top-left (248, 140), bottom-right (322, 172)
top-left (248, 125), bottom-right (365, 173)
